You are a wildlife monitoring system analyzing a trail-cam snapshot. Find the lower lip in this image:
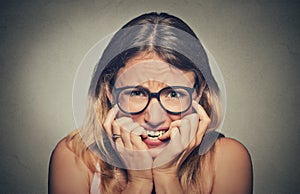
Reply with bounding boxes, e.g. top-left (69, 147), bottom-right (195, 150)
top-left (143, 137), bottom-right (165, 147)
